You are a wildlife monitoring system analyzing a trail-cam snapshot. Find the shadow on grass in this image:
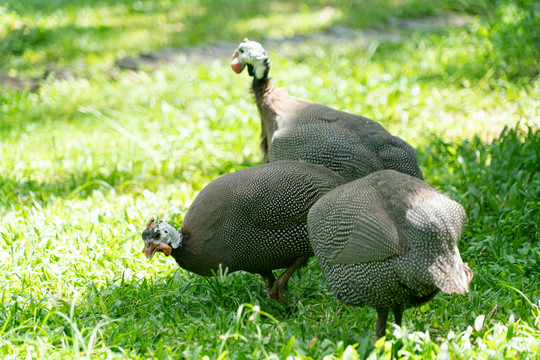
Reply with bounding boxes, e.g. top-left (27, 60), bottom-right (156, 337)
top-left (1, 1), bottom-right (269, 72)
top-left (1, 0), bottom-right (475, 75)
top-left (4, 0), bottom-right (151, 15)
top-left (1, 263), bottom-right (372, 356)
top-left (59, 264), bottom-right (374, 356)
top-left (0, 168), bottom-right (139, 207)
top-left (1, 156), bottom-right (259, 208)
top-left (0, 269), bottom-right (263, 355)
top-left (70, 270), bottom-right (278, 352)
